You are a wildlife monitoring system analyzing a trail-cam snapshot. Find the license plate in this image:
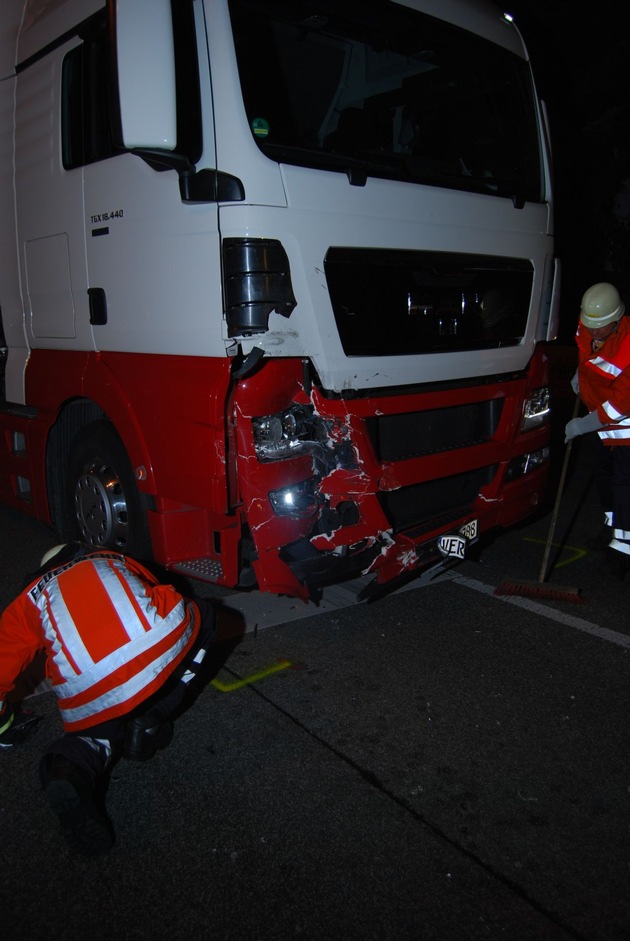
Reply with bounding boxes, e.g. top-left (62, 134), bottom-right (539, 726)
top-left (437, 519), bottom-right (478, 560)
top-left (459, 519), bottom-right (478, 541)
